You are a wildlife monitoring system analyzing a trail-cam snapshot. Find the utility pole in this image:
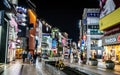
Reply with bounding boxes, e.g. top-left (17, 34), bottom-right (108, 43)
top-left (86, 29), bottom-right (91, 65)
